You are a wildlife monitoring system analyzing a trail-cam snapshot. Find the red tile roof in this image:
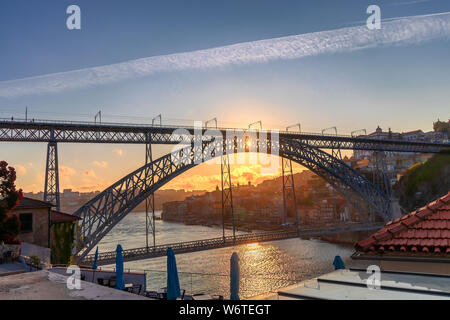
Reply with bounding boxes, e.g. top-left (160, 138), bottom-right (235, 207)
top-left (50, 210), bottom-right (80, 223)
top-left (355, 192), bottom-right (450, 256)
